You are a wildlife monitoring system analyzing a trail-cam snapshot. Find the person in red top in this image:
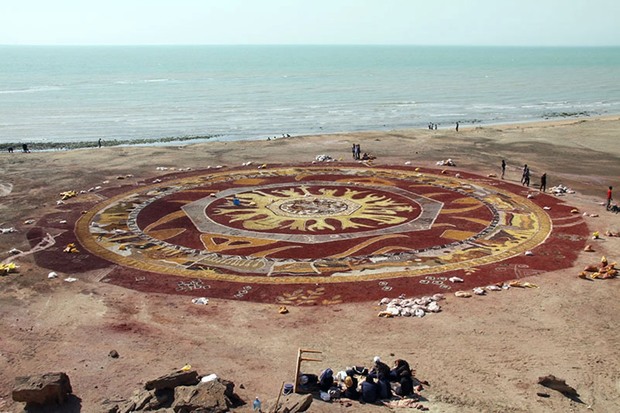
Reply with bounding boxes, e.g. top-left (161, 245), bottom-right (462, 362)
top-left (607, 186), bottom-right (613, 209)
